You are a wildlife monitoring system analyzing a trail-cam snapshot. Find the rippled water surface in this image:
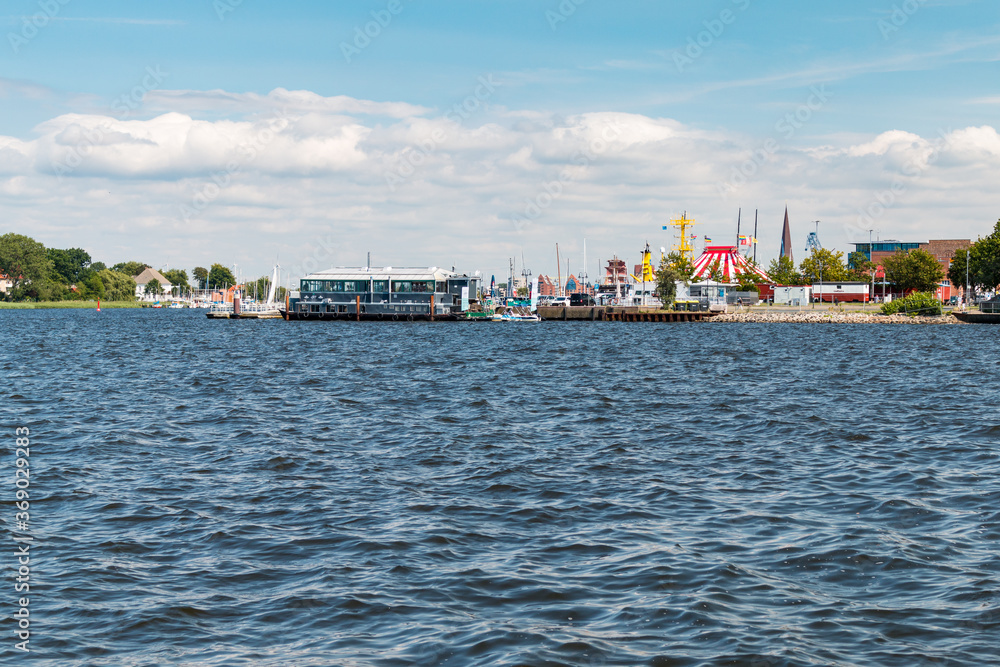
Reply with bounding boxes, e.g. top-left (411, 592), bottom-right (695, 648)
top-left (3, 309), bottom-right (1000, 666)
